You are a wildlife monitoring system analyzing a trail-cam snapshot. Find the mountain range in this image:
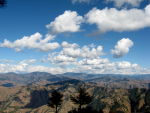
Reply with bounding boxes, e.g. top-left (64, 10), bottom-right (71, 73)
top-left (0, 72), bottom-right (150, 89)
